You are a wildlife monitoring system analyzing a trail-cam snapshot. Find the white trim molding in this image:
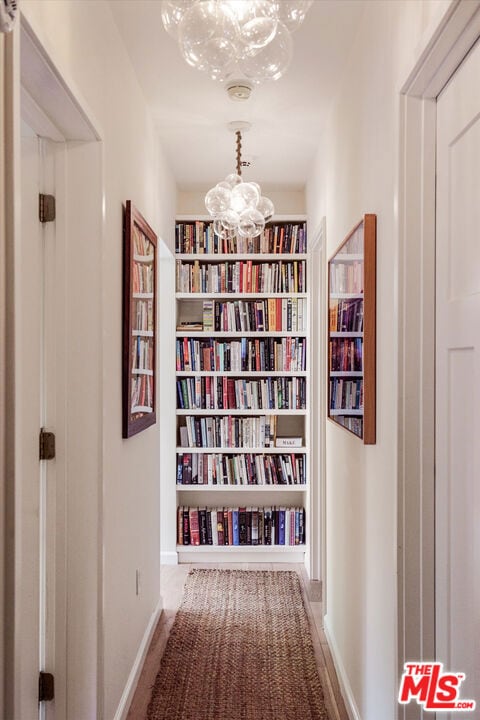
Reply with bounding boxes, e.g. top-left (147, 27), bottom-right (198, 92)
top-left (113, 599), bottom-right (163, 720)
top-left (323, 615), bottom-right (361, 720)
